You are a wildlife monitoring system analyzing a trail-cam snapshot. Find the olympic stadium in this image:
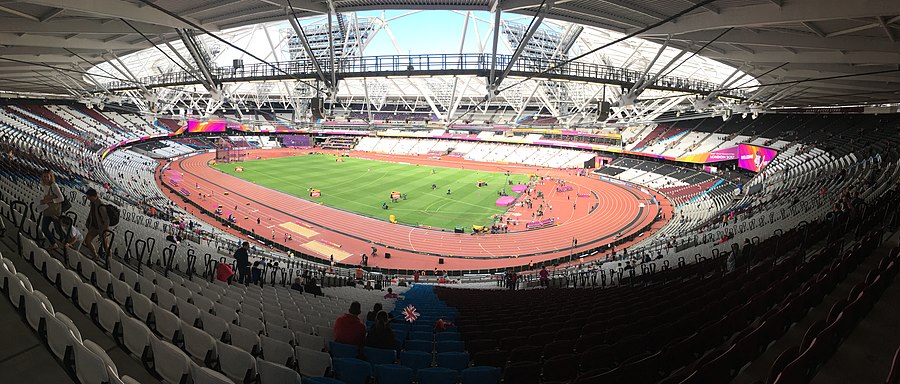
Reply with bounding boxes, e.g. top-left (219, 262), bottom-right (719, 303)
top-left (0, 1), bottom-right (899, 384)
